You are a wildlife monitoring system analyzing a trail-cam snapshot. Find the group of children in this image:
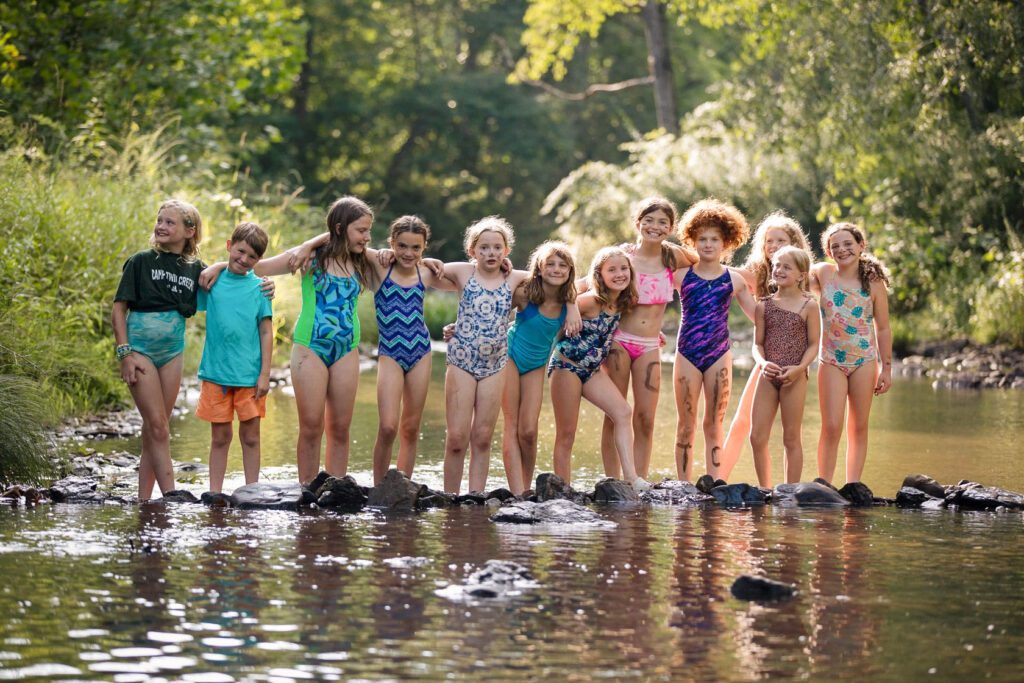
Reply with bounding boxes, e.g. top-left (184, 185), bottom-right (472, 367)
top-left (113, 195), bottom-right (892, 501)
